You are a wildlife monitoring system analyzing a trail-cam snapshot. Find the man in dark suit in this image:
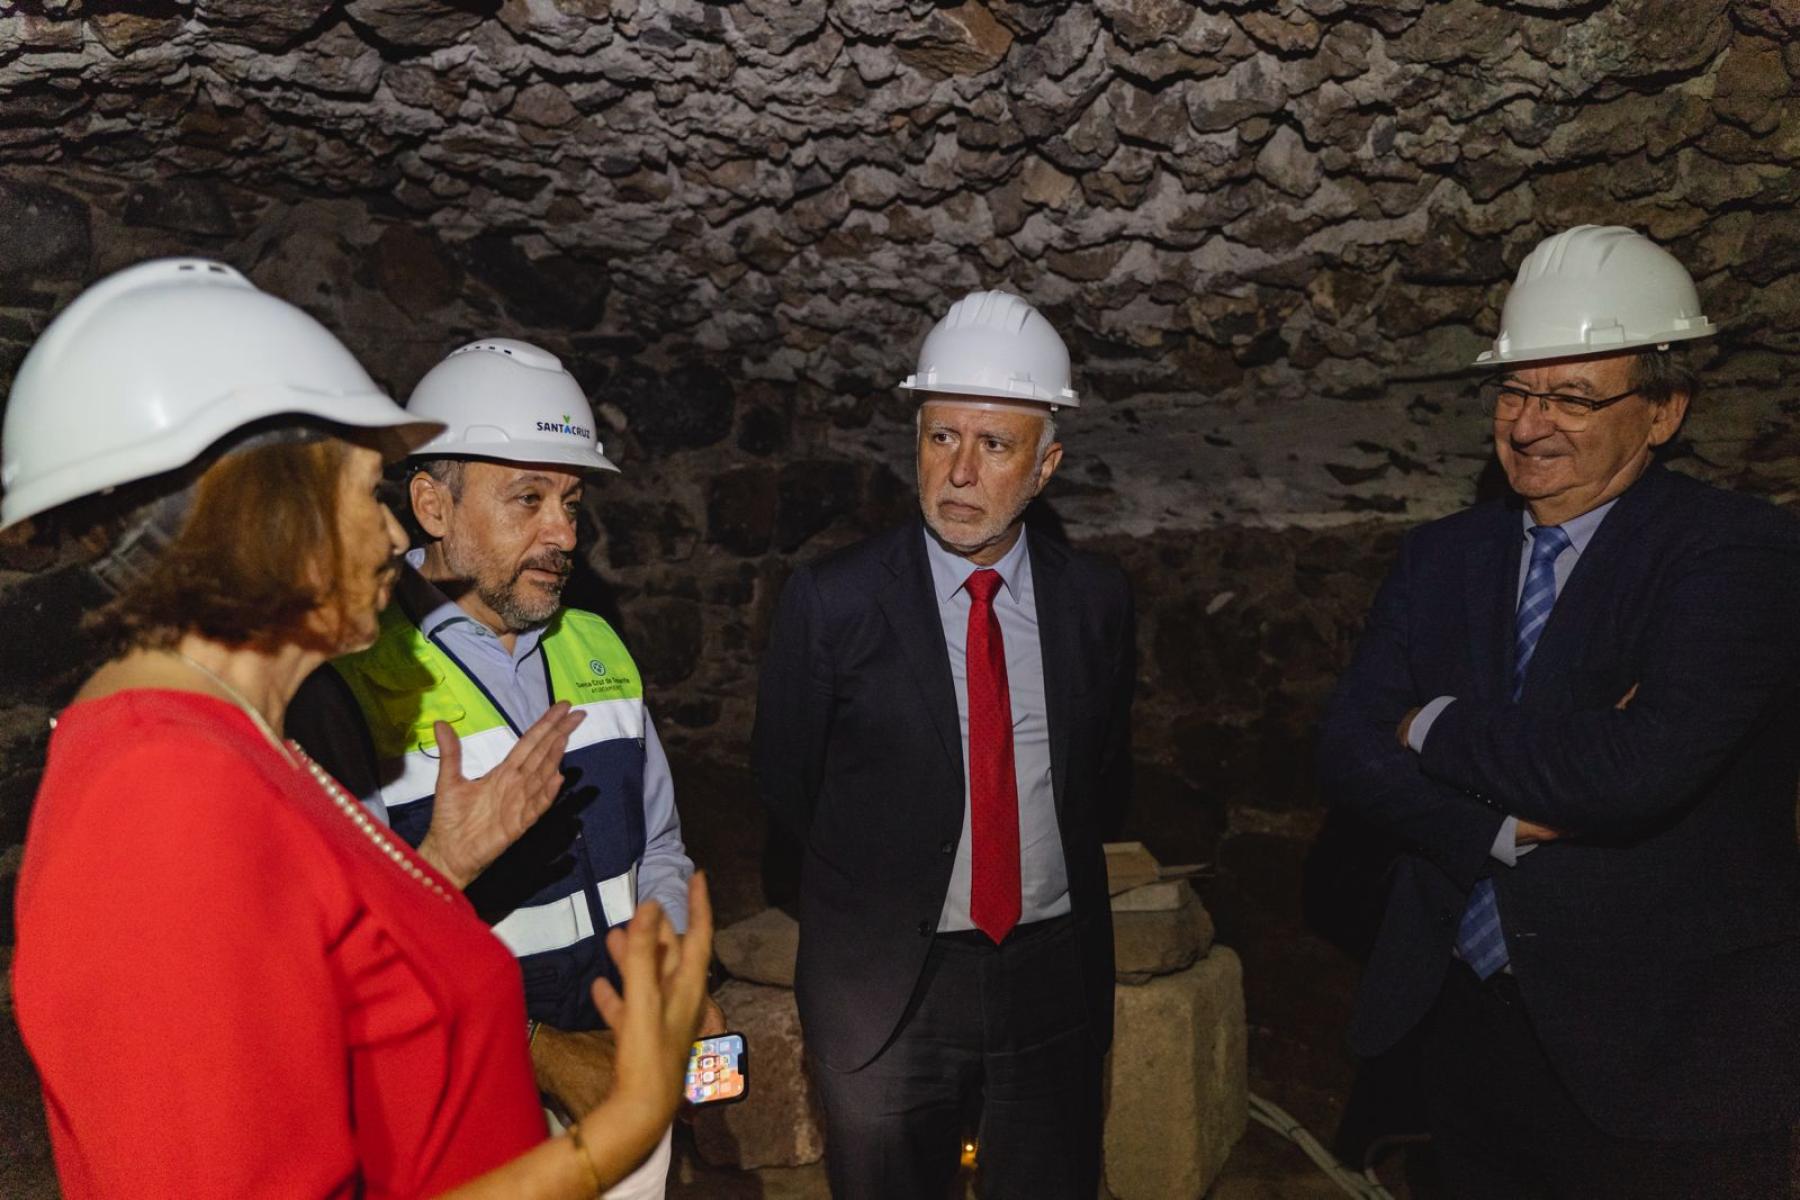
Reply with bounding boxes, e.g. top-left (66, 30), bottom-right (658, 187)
top-left (754, 290), bottom-right (1134, 1199)
top-left (1319, 225), bottom-right (1800, 1198)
